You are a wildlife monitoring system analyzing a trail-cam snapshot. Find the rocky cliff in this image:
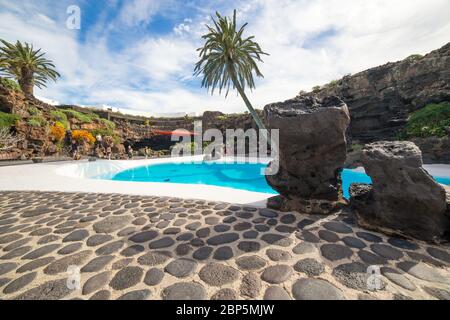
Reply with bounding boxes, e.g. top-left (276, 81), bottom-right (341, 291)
top-left (304, 42), bottom-right (450, 143)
